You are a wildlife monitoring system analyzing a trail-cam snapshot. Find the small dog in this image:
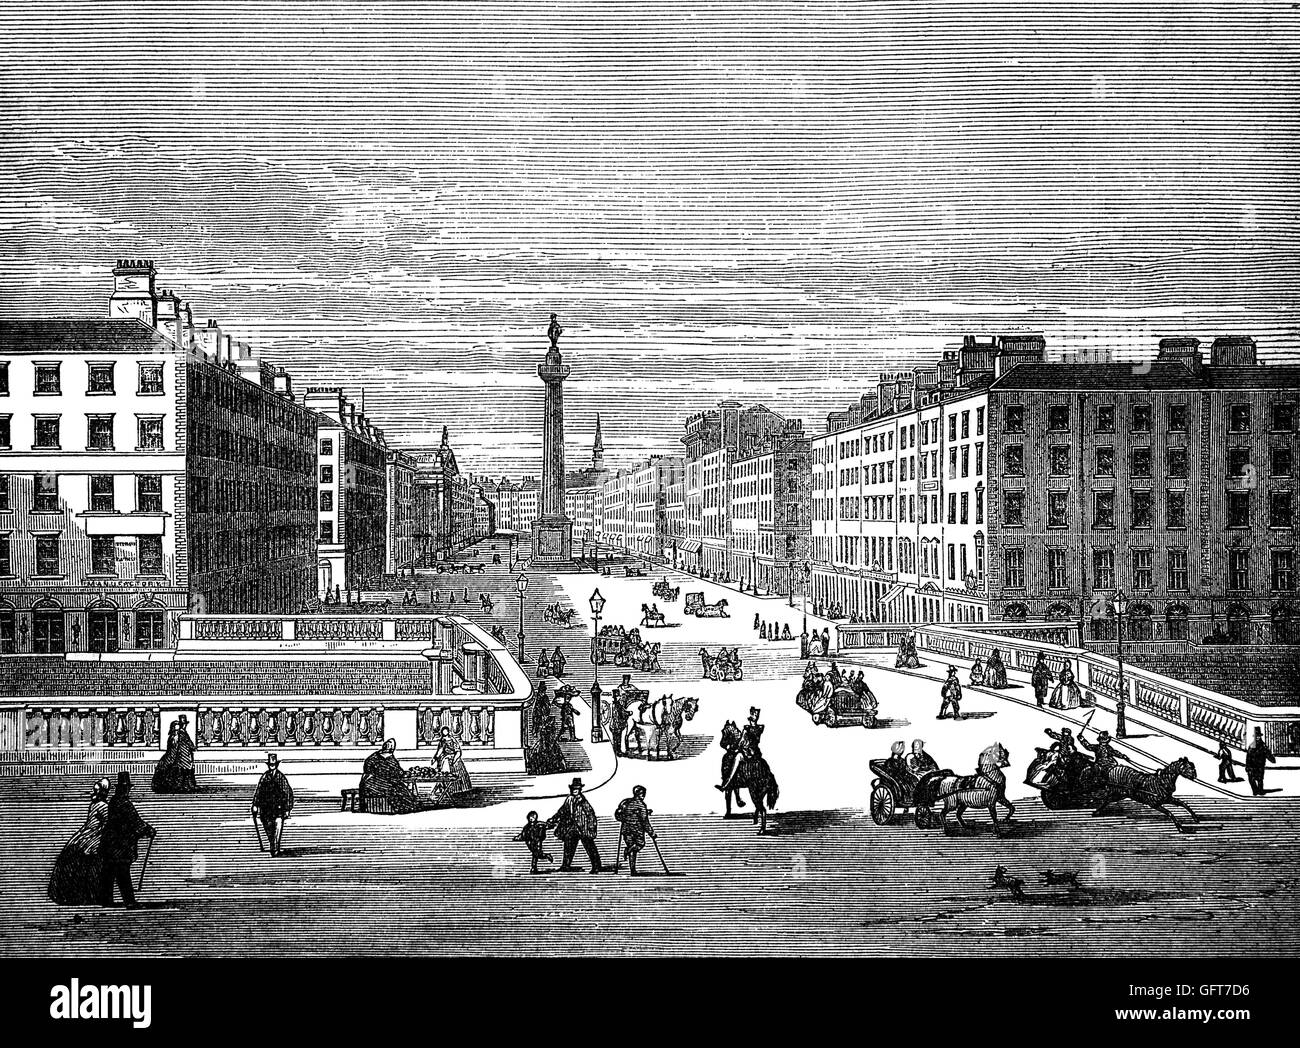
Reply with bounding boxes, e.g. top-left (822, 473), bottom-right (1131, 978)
top-left (1040, 869), bottom-right (1082, 889)
top-left (991, 865), bottom-right (1027, 902)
